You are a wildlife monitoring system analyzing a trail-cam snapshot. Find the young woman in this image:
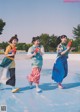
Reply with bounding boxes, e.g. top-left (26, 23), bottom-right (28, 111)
top-left (27, 36), bottom-right (44, 92)
top-left (52, 35), bottom-right (71, 89)
top-left (0, 35), bottom-right (19, 93)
